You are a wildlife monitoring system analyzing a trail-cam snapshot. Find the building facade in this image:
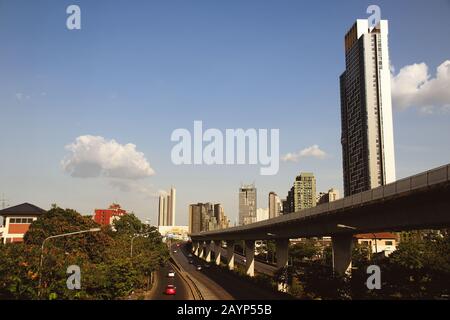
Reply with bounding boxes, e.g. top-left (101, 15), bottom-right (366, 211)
top-left (158, 187), bottom-right (176, 226)
top-left (93, 203), bottom-right (127, 226)
top-left (189, 202), bottom-right (229, 234)
top-left (268, 192), bottom-right (282, 219)
top-left (256, 208), bottom-right (269, 222)
top-left (0, 203), bottom-right (45, 243)
top-left (355, 232), bottom-right (397, 257)
top-left (317, 188), bottom-right (340, 205)
top-left (239, 184), bottom-right (257, 225)
top-left (340, 19), bottom-right (396, 197)
top-left (283, 173), bottom-right (317, 214)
